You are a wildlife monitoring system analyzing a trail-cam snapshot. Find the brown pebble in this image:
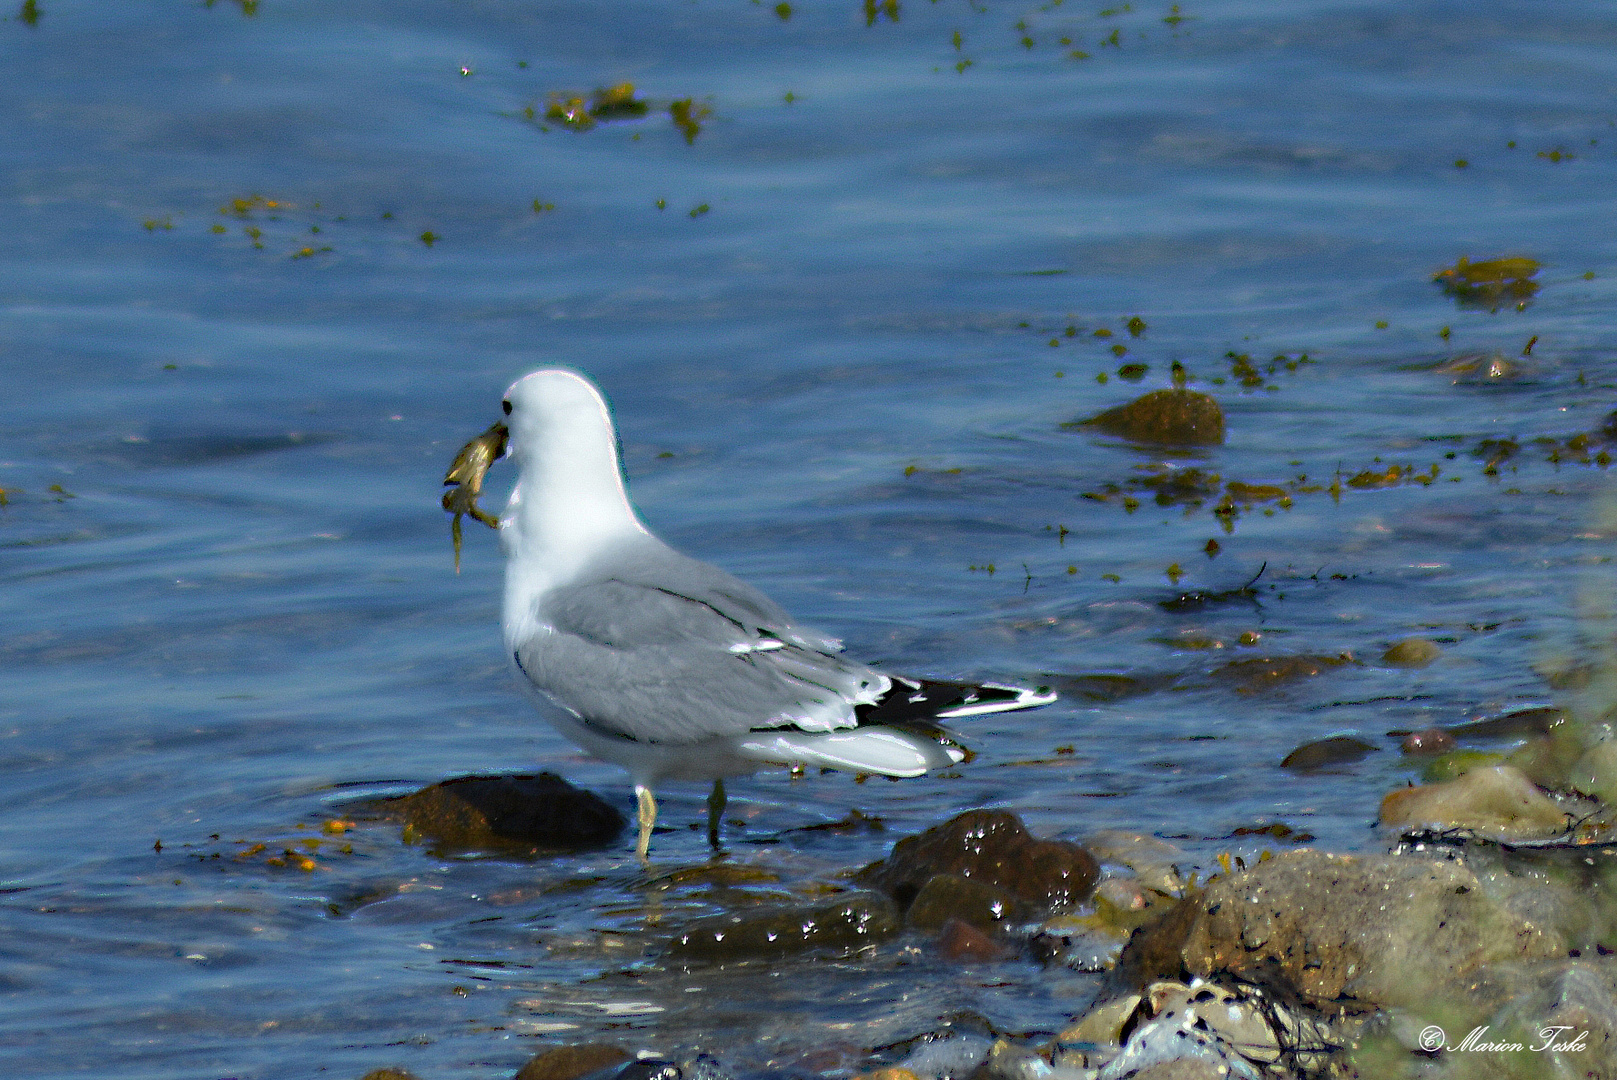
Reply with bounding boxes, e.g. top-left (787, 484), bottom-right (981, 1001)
top-left (1401, 728), bottom-right (1456, 756)
top-left (935, 916), bottom-right (1009, 962)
